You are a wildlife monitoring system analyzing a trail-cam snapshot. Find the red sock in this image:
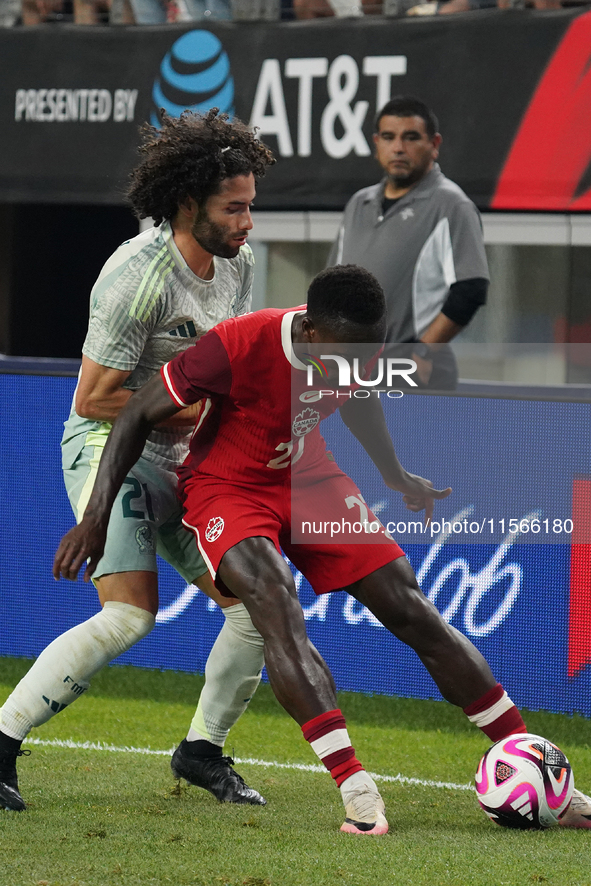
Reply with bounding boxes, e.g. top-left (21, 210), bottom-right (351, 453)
top-left (302, 709), bottom-right (364, 787)
top-left (463, 683), bottom-right (526, 742)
